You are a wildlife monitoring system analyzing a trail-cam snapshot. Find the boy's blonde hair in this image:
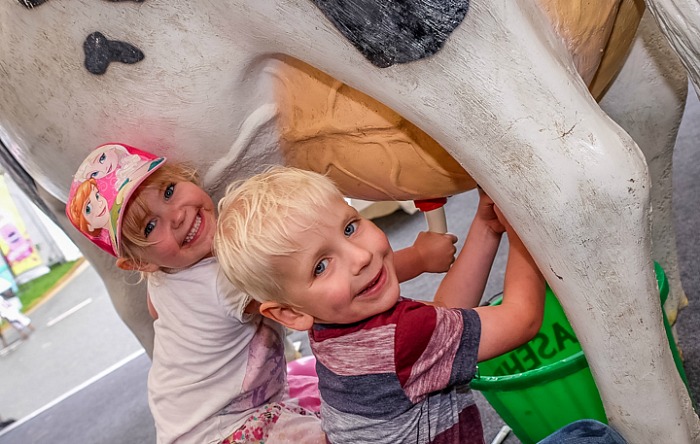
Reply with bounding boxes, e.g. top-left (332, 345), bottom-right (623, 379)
top-left (215, 166), bottom-right (343, 303)
top-left (119, 163), bottom-right (199, 269)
